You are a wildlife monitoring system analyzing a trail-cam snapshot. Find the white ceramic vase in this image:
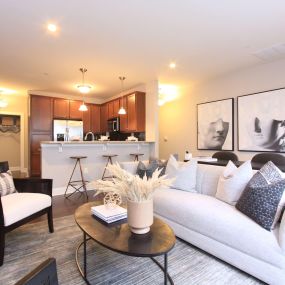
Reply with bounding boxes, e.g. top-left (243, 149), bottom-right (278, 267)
top-left (127, 199), bottom-right (153, 234)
